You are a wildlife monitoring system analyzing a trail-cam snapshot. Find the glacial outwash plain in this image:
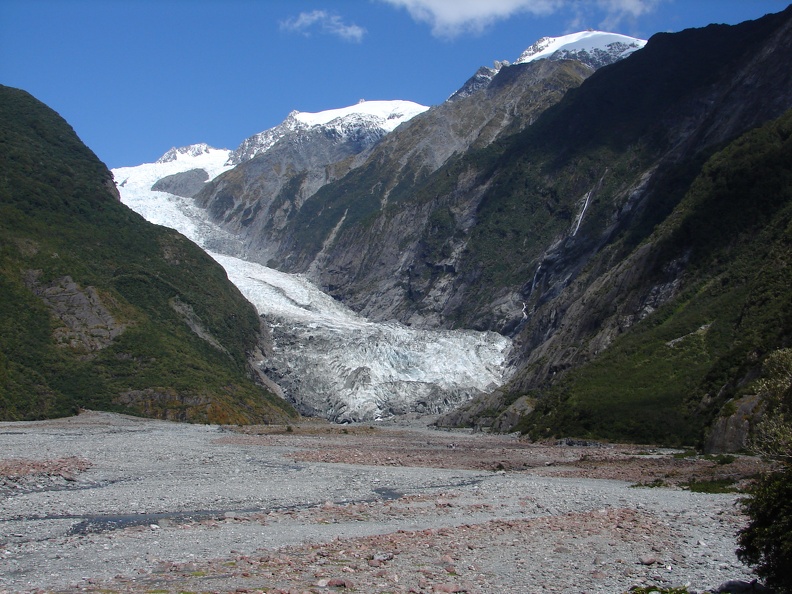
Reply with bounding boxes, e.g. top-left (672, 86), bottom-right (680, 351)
top-left (2, 5), bottom-right (792, 593)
